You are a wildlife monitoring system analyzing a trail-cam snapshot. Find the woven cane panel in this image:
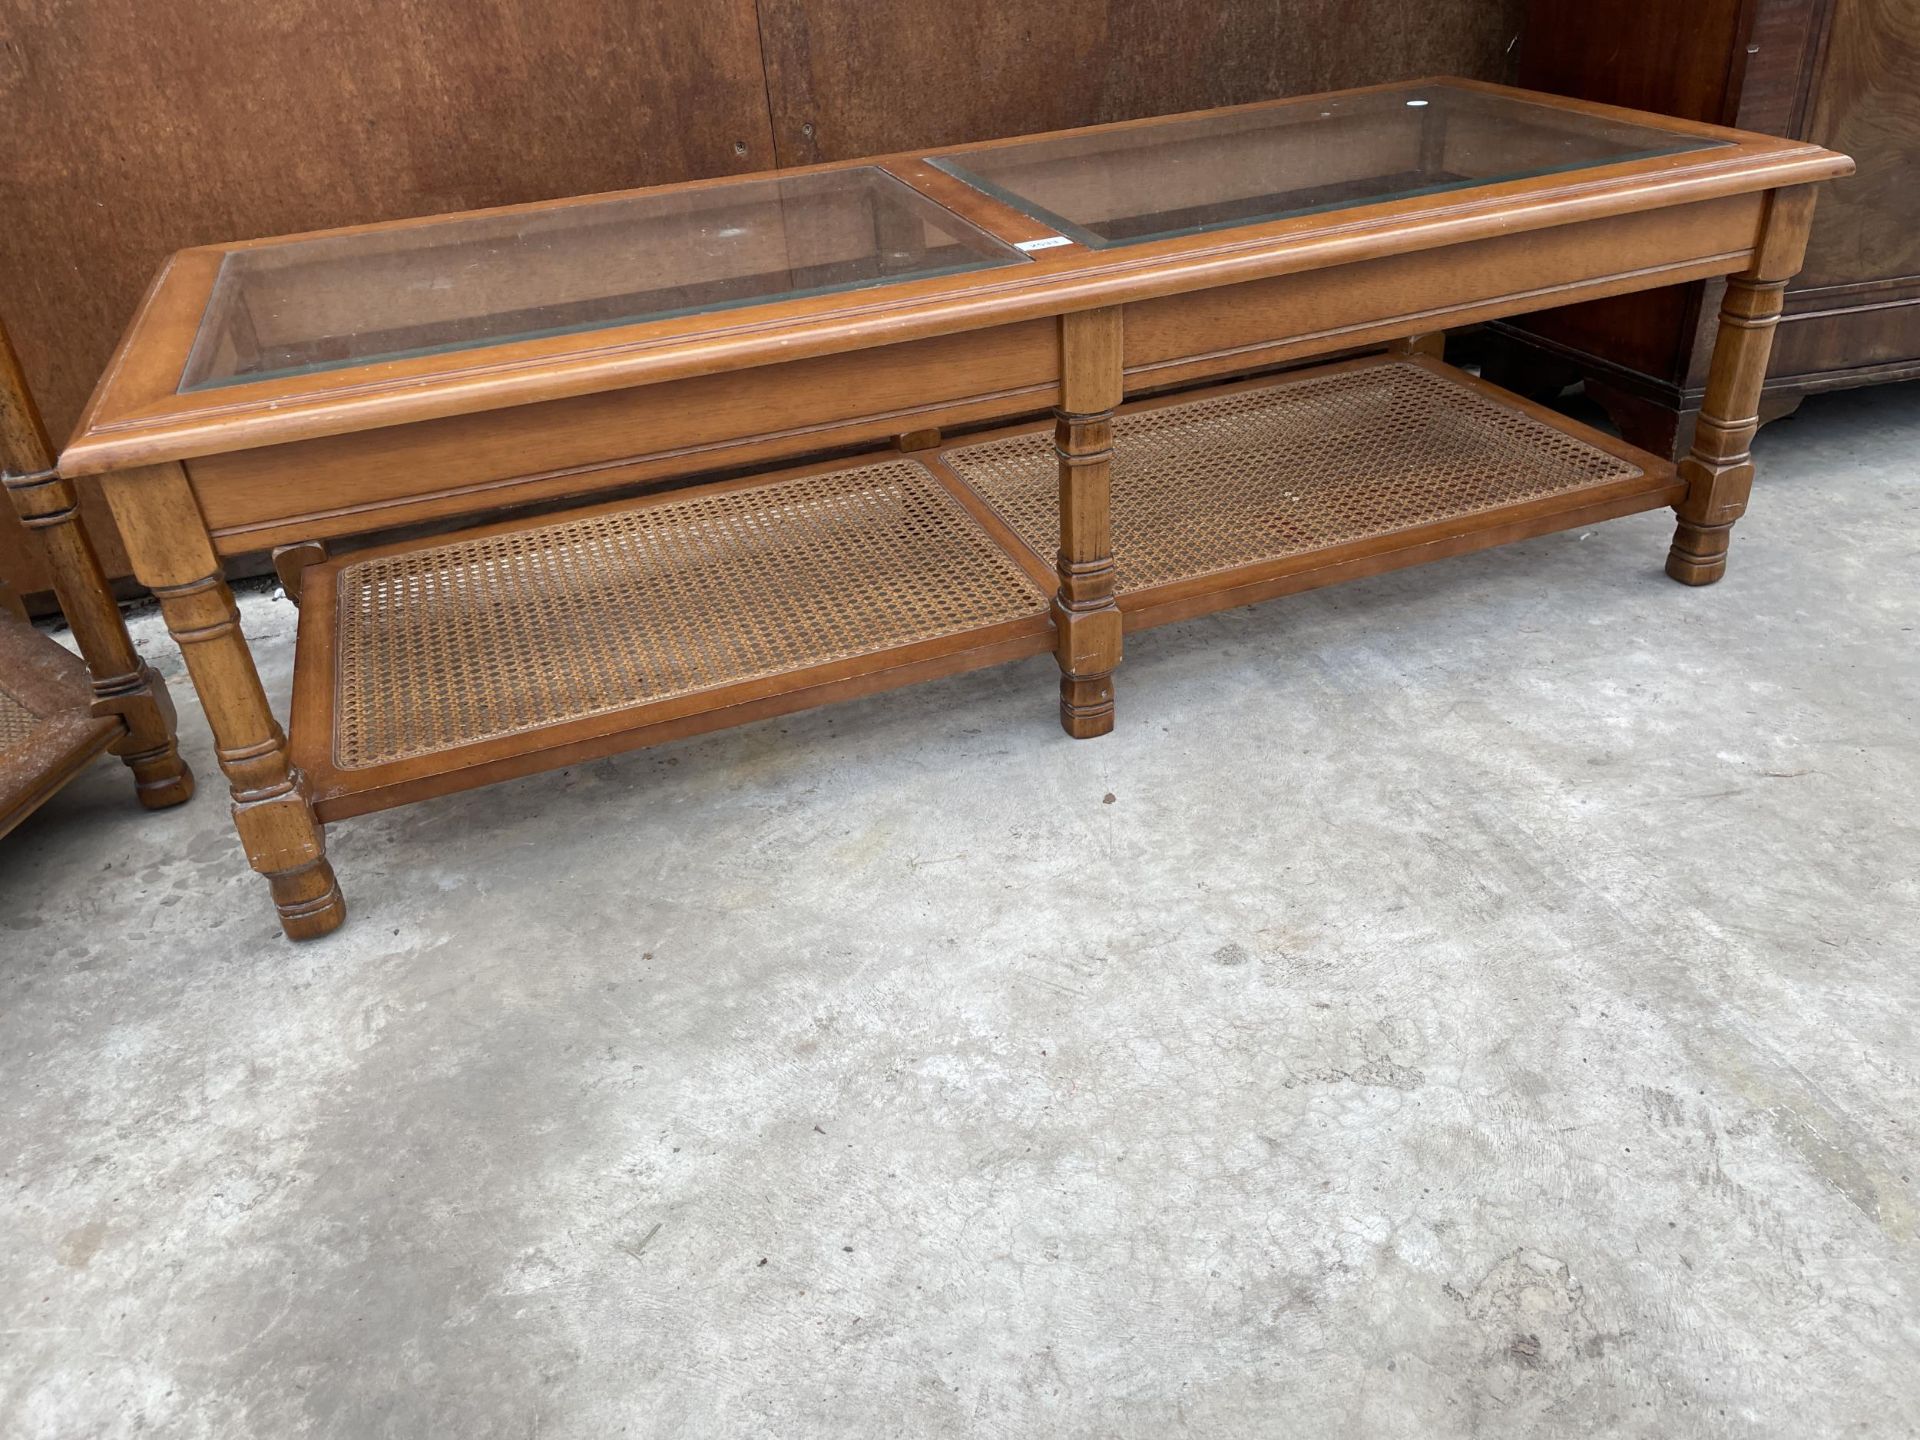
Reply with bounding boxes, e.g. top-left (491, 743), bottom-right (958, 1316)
top-left (943, 360), bottom-right (1645, 593)
top-left (331, 460), bottom-right (1046, 769)
top-left (0, 687), bottom-right (43, 751)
